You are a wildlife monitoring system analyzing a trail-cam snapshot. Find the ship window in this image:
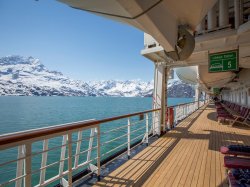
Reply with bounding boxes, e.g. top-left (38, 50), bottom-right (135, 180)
top-left (148, 43), bottom-right (157, 48)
